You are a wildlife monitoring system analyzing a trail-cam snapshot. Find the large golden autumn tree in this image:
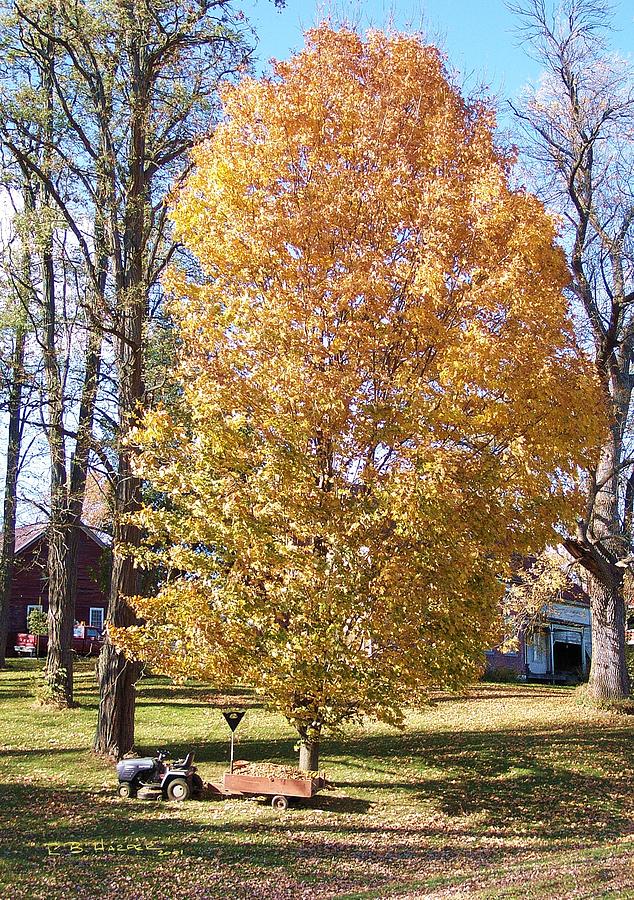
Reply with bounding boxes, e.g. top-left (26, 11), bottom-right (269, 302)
top-left (118, 25), bottom-right (604, 769)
